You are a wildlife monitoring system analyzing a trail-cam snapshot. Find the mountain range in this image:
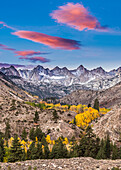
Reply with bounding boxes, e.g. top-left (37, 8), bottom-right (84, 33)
top-left (0, 65), bottom-right (121, 98)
